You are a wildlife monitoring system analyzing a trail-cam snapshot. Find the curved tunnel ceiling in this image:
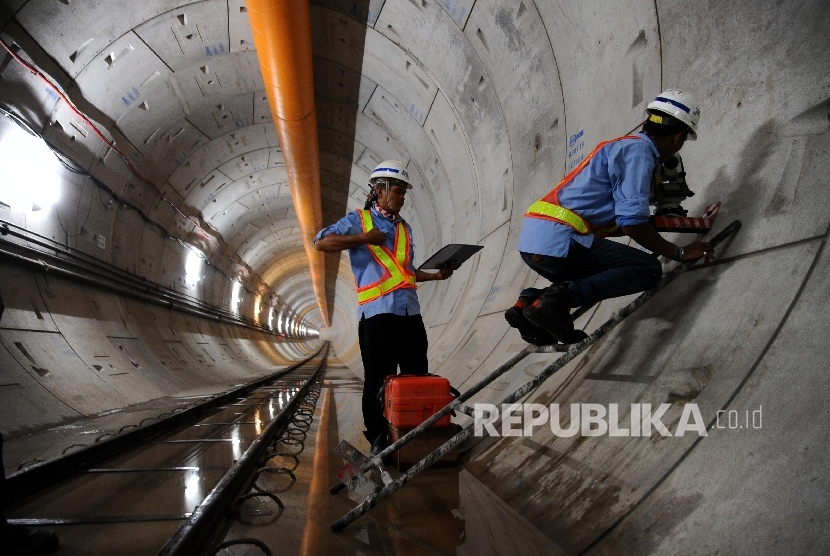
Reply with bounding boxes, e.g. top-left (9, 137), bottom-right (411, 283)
top-left (1, 0), bottom-right (827, 364)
